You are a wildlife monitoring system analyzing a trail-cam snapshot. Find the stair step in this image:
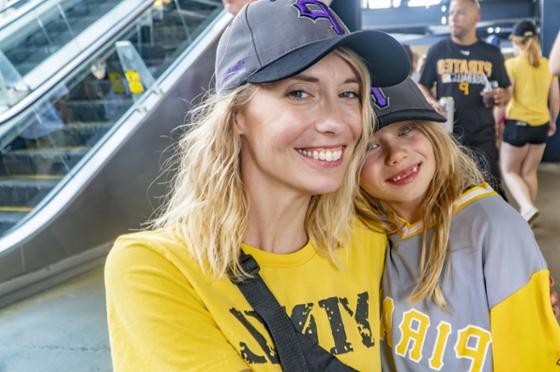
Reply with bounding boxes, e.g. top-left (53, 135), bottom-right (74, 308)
top-left (0, 177), bottom-right (61, 207)
top-left (33, 121), bottom-right (113, 147)
top-left (65, 99), bottom-right (132, 122)
top-left (0, 211), bottom-right (30, 234)
top-left (1, 147), bottom-right (89, 176)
